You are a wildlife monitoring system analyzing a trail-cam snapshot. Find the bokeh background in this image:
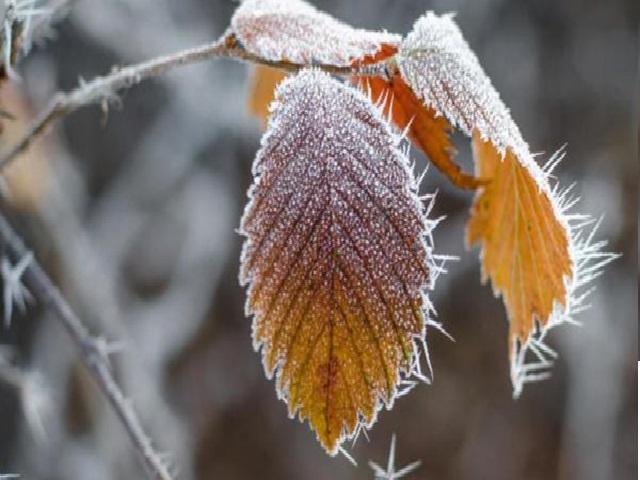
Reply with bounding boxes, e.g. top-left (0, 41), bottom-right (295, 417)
top-left (0, 0), bottom-right (637, 479)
